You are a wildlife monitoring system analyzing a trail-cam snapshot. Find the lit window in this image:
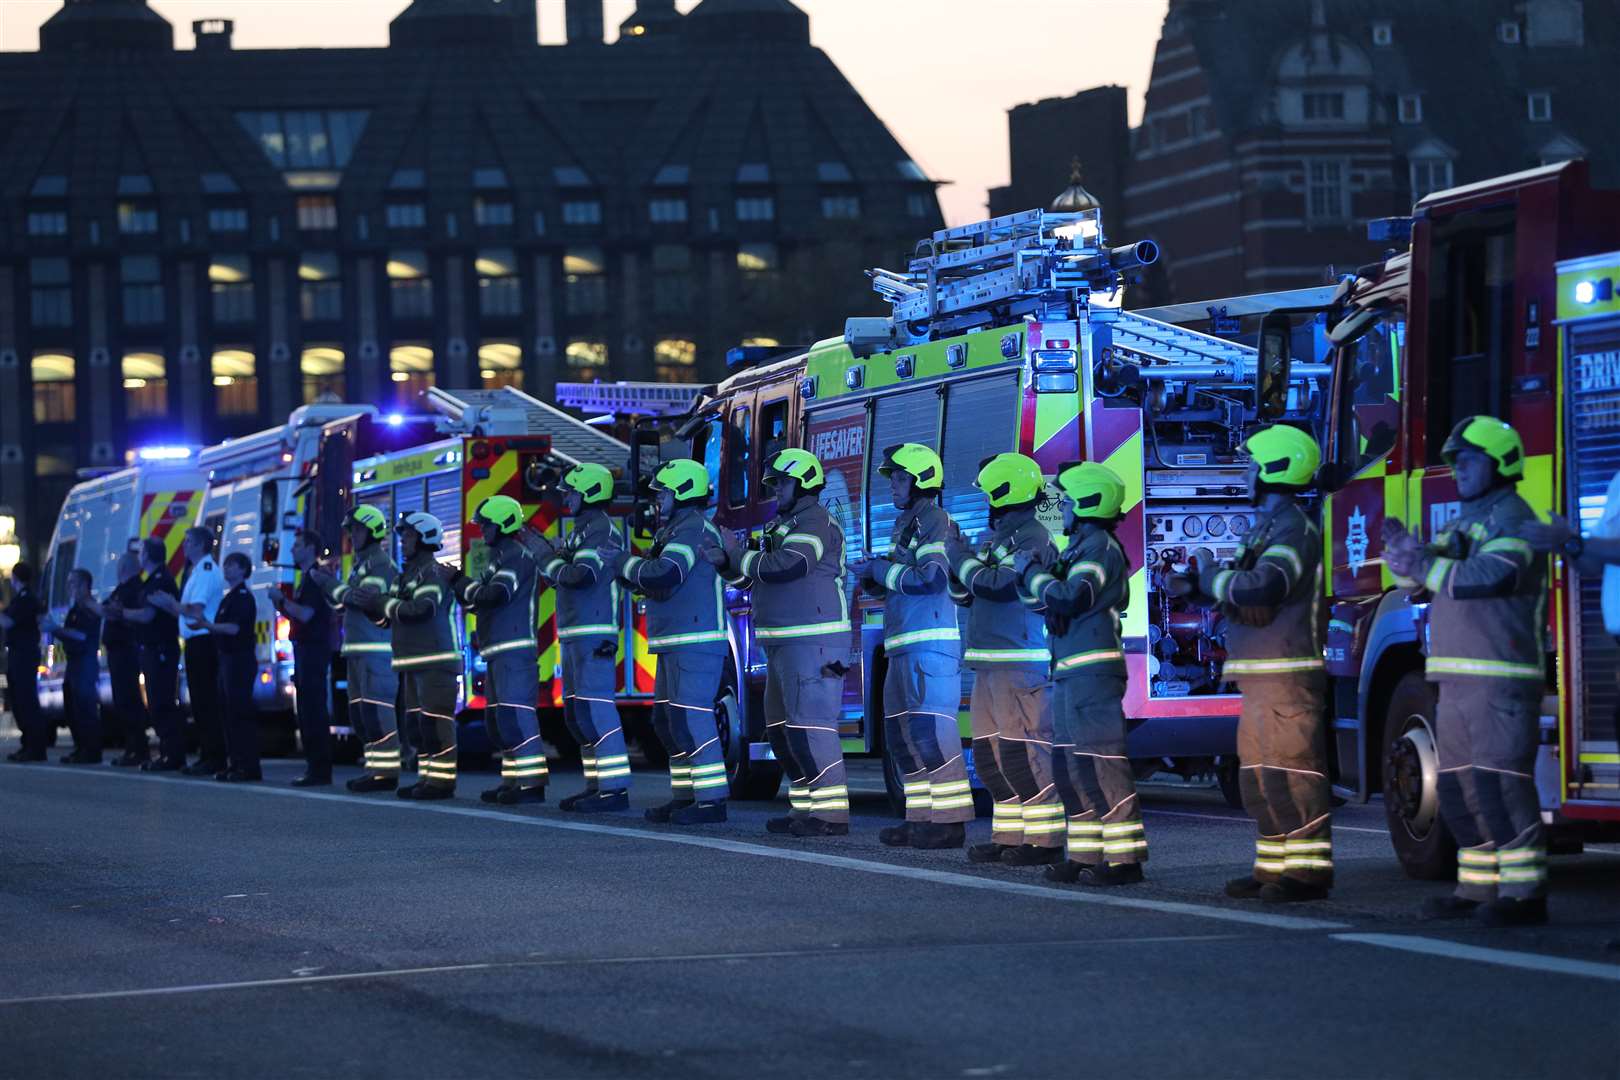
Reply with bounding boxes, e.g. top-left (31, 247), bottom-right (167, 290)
top-left (208, 206), bottom-right (249, 233)
top-left (300, 345), bottom-right (345, 403)
top-left (1398, 94), bottom-right (1422, 124)
top-left (211, 349), bottom-right (258, 417)
top-left (1302, 92), bottom-right (1345, 121)
top-left (737, 242), bottom-right (779, 273)
top-left (1305, 160), bottom-right (1347, 223)
top-left (299, 253), bottom-right (342, 321)
top-left (29, 258), bottom-right (71, 327)
top-left (122, 352), bottom-right (168, 419)
top-left (479, 341), bottom-right (523, 390)
top-left (389, 344), bottom-right (434, 403)
top-left (820, 195), bottom-right (861, 220)
top-left (475, 196), bottom-right (514, 228)
top-left (1528, 92), bottom-right (1552, 122)
top-left (120, 255), bottom-right (165, 325)
top-left (564, 246), bottom-right (607, 317)
top-left (209, 254), bottom-right (254, 323)
top-left (31, 352), bottom-right (75, 425)
top-left (27, 211), bottom-right (68, 237)
top-left (736, 196), bottom-right (775, 222)
top-left (387, 203), bottom-right (427, 229)
top-left (562, 200), bottom-right (603, 226)
top-left (1410, 158), bottom-right (1454, 200)
top-left (653, 337), bottom-right (697, 381)
top-left (740, 336), bottom-right (780, 348)
top-left (389, 251), bottom-right (433, 319)
top-left (565, 338), bottom-right (608, 379)
top-left (297, 195), bottom-right (338, 231)
top-left (649, 197), bottom-right (688, 224)
top-left (117, 202), bottom-right (159, 235)
top-left (477, 248), bottom-right (521, 318)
